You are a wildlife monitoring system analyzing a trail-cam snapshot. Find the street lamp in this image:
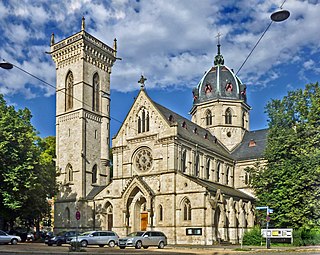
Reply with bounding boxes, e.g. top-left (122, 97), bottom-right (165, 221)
top-left (0, 62), bottom-right (13, 70)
